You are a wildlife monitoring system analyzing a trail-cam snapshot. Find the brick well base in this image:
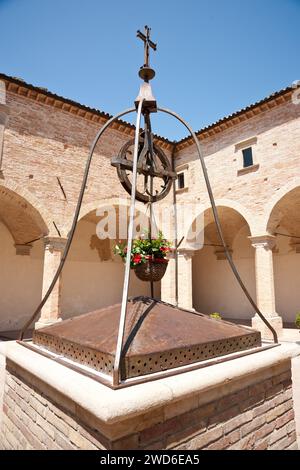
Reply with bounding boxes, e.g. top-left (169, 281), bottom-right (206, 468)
top-left (0, 343), bottom-right (299, 450)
